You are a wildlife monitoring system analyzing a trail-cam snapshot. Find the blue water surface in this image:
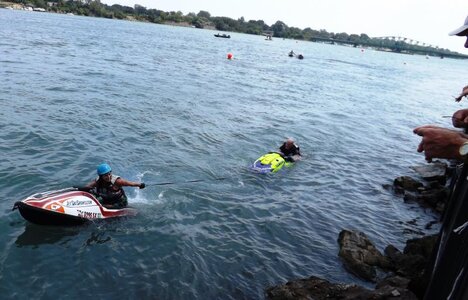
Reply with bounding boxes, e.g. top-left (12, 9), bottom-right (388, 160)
top-left (1, 9), bottom-right (468, 299)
